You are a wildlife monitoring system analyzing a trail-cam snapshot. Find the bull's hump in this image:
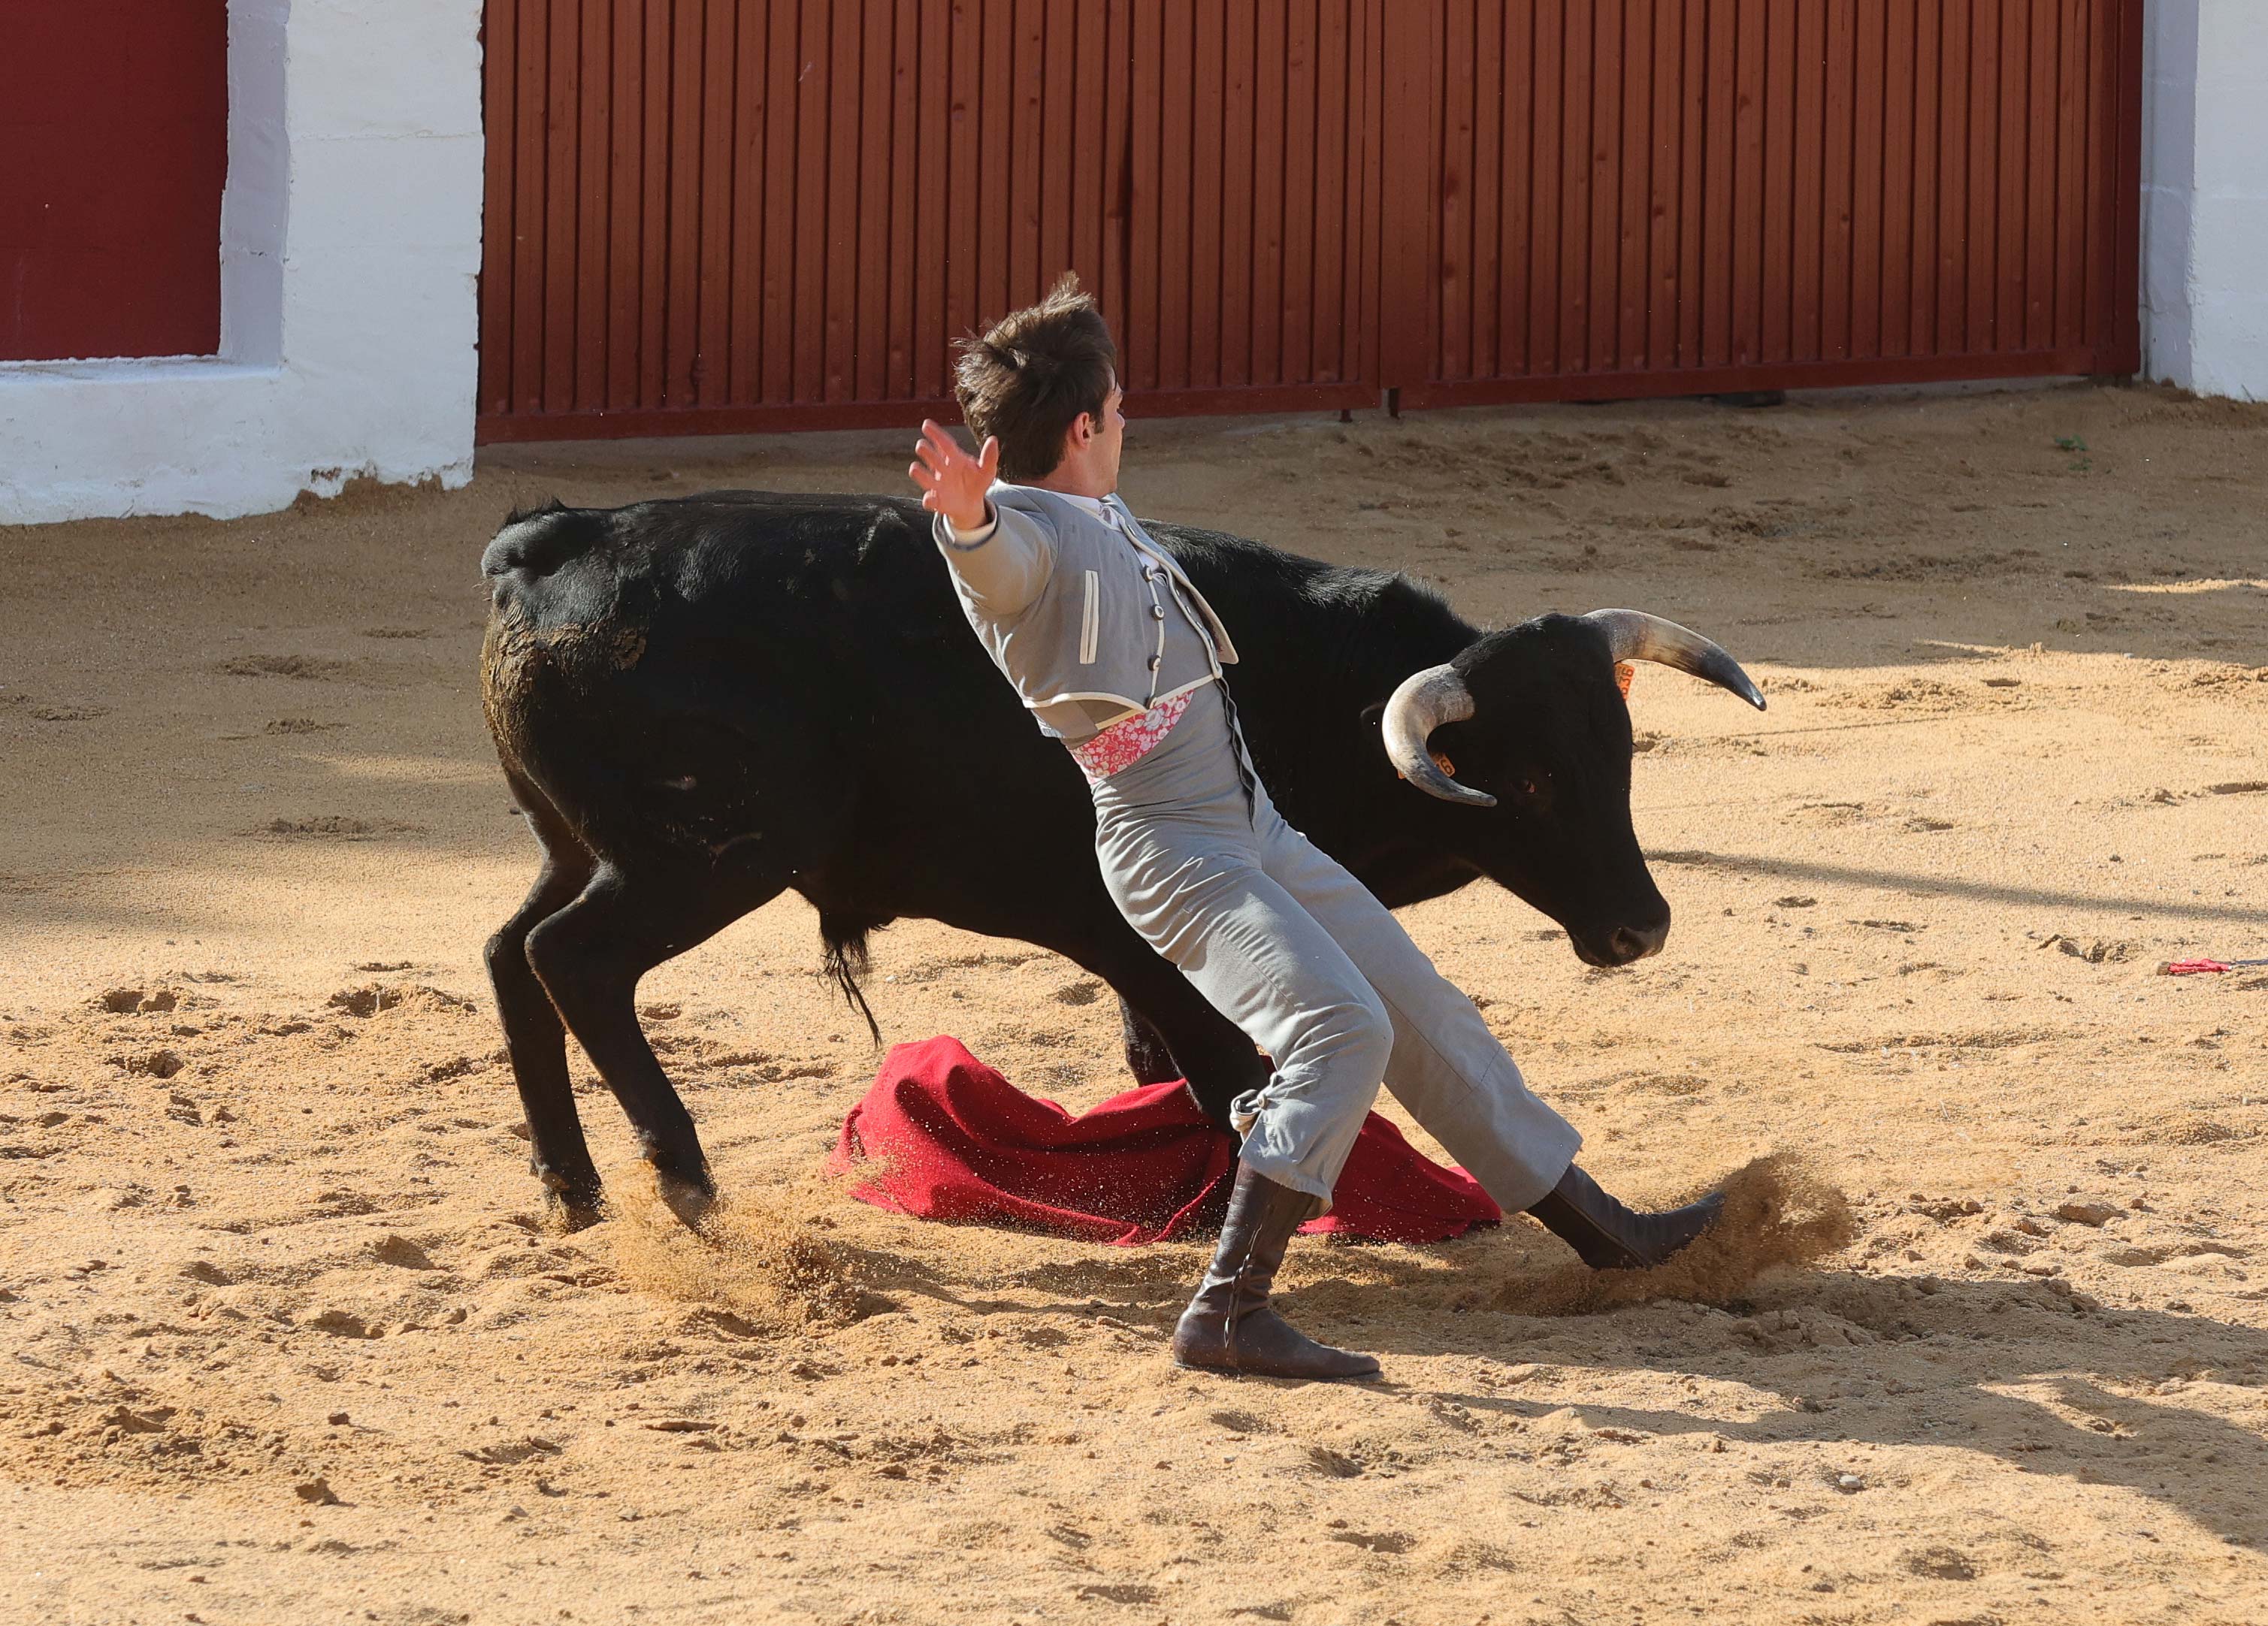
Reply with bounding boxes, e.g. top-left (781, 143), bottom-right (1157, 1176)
top-left (482, 504), bottom-right (604, 582)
